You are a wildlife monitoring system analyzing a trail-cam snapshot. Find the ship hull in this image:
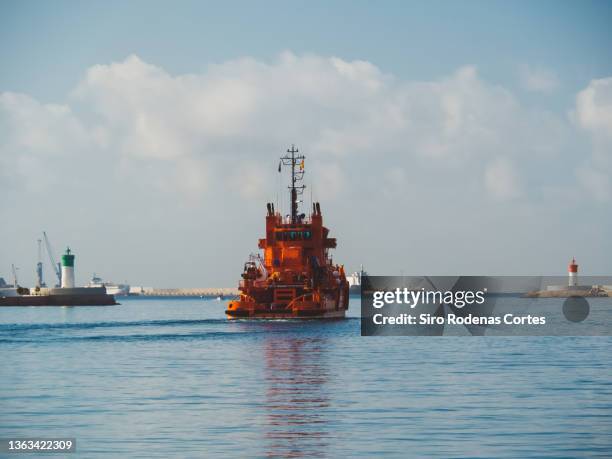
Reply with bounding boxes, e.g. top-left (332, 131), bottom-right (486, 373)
top-left (0, 294), bottom-right (117, 306)
top-left (225, 309), bottom-right (346, 320)
top-left (225, 293), bottom-right (348, 320)
top-left (104, 286), bottom-right (129, 296)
